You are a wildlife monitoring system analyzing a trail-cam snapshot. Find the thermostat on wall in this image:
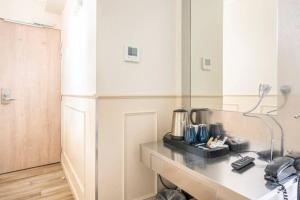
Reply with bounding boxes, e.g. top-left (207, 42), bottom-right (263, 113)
top-left (124, 46), bottom-right (140, 63)
top-left (201, 57), bottom-right (212, 71)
